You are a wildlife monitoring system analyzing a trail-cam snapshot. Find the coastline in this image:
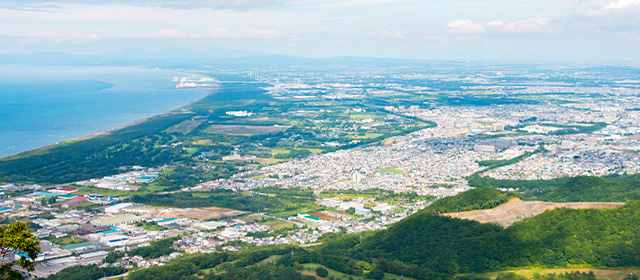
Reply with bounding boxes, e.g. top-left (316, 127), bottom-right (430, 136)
top-left (0, 82), bottom-right (216, 160)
